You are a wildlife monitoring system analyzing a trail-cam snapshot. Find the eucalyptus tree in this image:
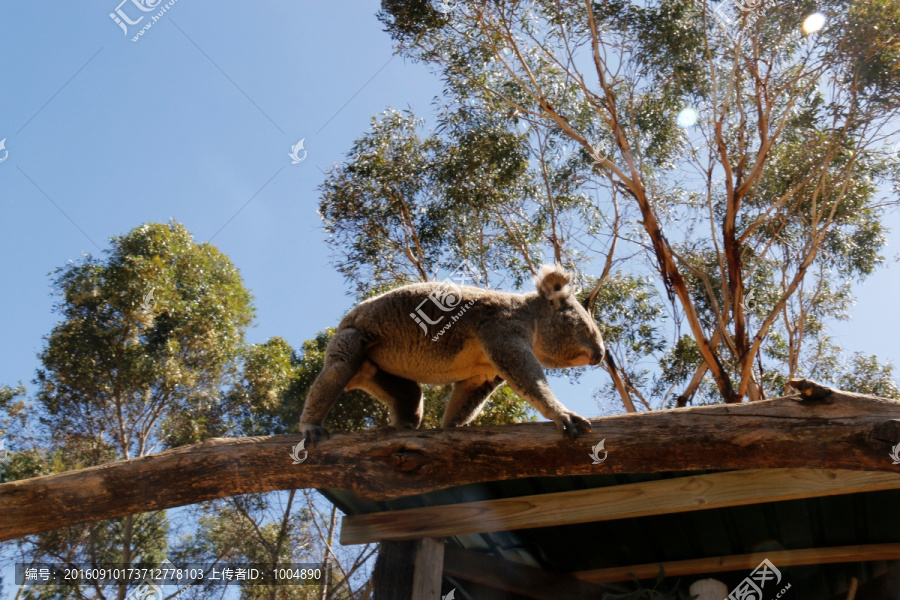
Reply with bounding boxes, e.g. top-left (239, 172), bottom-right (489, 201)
top-left (6, 221), bottom-right (254, 600)
top-left (318, 107), bottom-right (605, 298)
top-left (326, 0), bottom-right (900, 409)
